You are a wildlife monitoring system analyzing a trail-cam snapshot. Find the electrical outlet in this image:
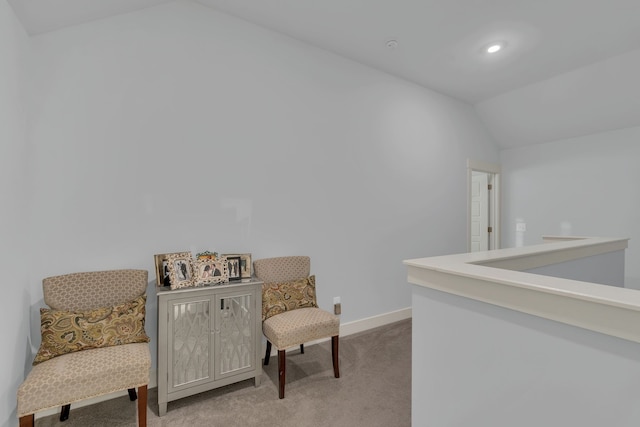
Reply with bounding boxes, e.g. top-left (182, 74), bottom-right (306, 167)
top-left (334, 303), bottom-right (341, 315)
top-left (516, 222), bottom-right (526, 232)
